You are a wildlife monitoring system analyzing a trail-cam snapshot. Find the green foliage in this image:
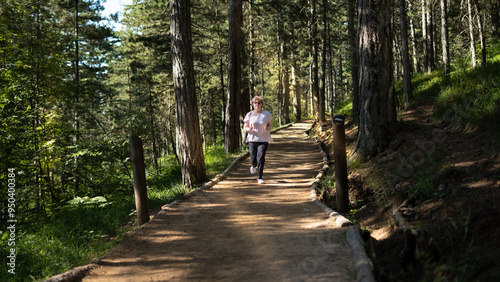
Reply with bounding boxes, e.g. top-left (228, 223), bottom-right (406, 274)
top-left (335, 102), bottom-right (353, 118)
top-left (0, 196), bottom-right (136, 280)
top-left (204, 145), bottom-right (242, 178)
top-left (434, 59), bottom-right (500, 126)
top-left (411, 71), bottom-right (443, 102)
top-left (410, 42), bottom-right (500, 129)
top-left (147, 156), bottom-right (184, 208)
